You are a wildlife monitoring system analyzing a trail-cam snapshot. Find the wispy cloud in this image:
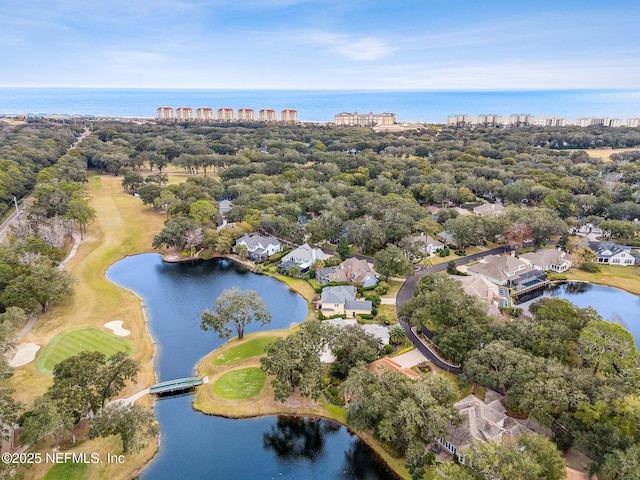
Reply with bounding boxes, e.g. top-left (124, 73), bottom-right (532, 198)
top-left (300, 31), bottom-right (392, 61)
